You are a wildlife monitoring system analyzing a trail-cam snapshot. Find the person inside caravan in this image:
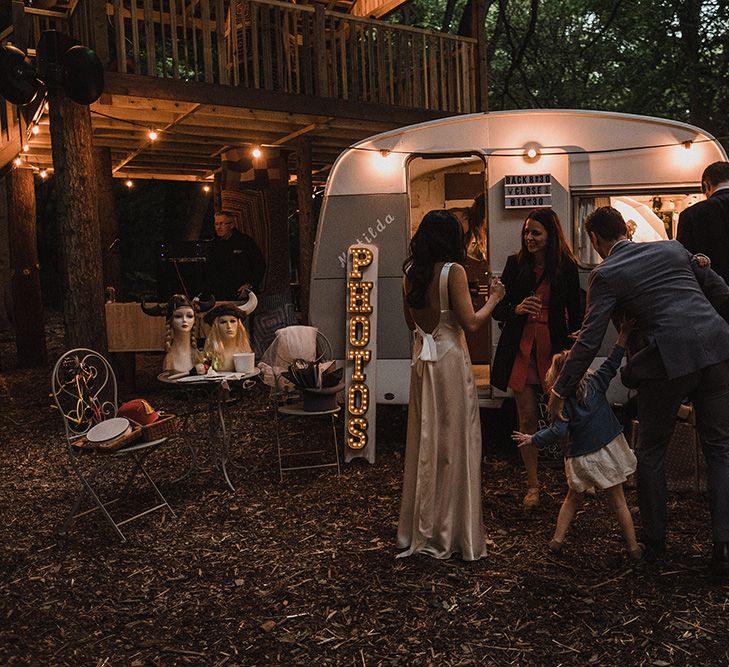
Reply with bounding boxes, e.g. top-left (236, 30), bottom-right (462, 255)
top-left (397, 210), bottom-right (505, 561)
top-left (450, 193), bottom-right (487, 261)
top-left (491, 208), bottom-right (583, 510)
